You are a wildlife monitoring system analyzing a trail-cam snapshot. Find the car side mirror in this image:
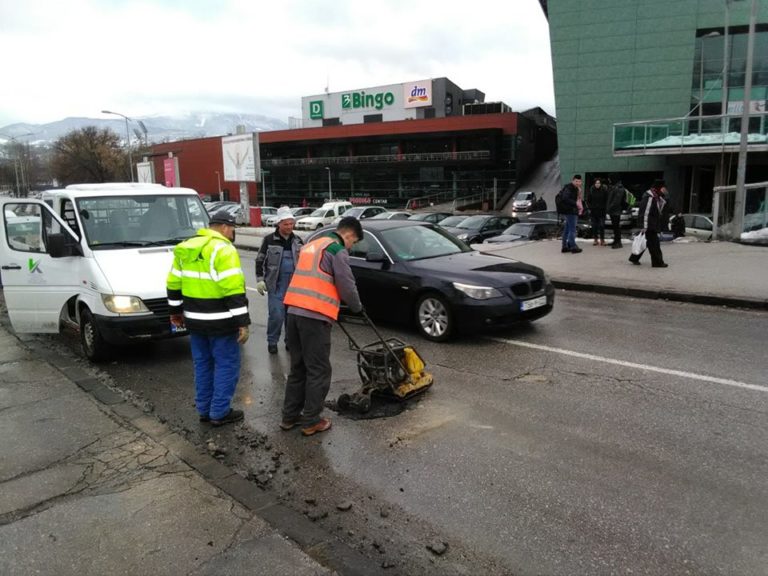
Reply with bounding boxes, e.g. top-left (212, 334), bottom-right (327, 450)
top-left (365, 250), bottom-right (386, 263)
top-left (48, 232), bottom-right (82, 258)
